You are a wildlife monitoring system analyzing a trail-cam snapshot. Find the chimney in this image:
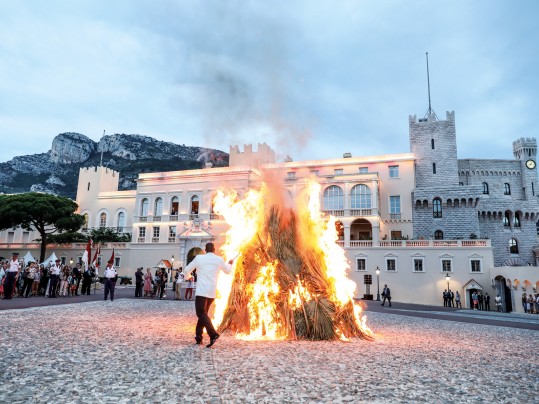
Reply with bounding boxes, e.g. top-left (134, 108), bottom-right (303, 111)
top-left (343, 152), bottom-right (352, 158)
